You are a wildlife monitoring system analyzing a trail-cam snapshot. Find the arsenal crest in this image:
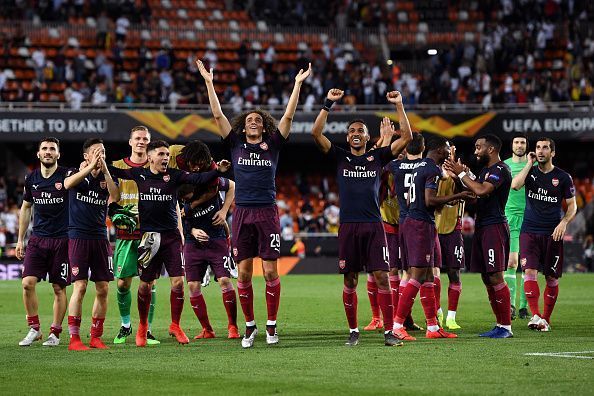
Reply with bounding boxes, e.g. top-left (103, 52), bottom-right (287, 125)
top-left (520, 257), bottom-right (527, 267)
top-left (71, 266), bottom-right (79, 276)
top-left (55, 182), bottom-right (63, 190)
top-left (339, 259), bottom-right (346, 269)
top-left (233, 247), bottom-right (238, 257)
top-left (163, 175), bottom-right (170, 182)
top-left (260, 142), bottom-right (268, 151)
top-left (426, 254), bottom-right (431, 263)
top-left (100, 181), bottom-right (107, 189)
top-left (552, 178), bottom-right (559, 187)
top-left (366, 156), bottom-right (374, 162)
